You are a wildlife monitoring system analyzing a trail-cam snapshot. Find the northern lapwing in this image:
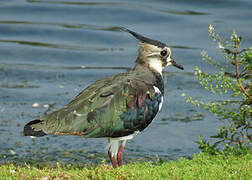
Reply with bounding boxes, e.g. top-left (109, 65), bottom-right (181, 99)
top-left (24, 27), bottom-right (184, 168)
